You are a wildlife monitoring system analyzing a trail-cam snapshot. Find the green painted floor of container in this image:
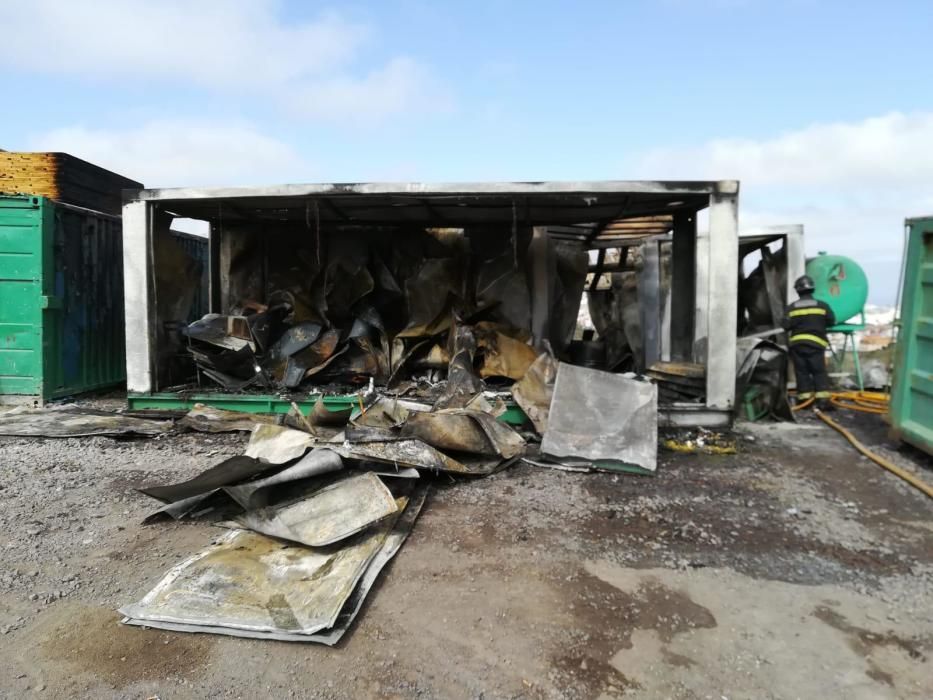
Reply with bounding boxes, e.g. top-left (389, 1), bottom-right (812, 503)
top-left (127, 391), bottom-right (528, 425)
